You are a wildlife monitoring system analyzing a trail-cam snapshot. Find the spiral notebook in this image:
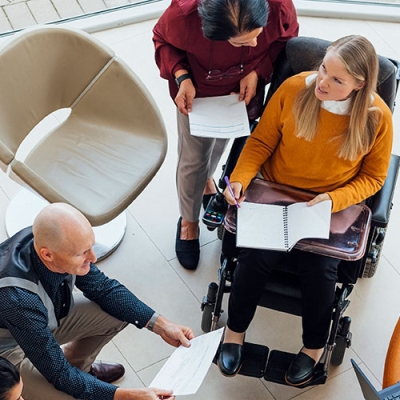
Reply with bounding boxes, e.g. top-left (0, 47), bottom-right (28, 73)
top-left (236, 200), bottom-right (332, 251)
